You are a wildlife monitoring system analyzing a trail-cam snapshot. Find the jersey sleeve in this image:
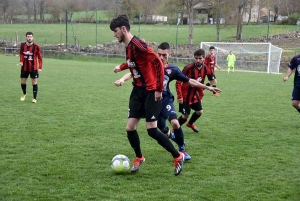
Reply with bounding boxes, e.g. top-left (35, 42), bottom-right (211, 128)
top-left (174, 67), bottom-right (190, 83)
top-left (288, 56), bottom-right (296, 69)
top-left (36, 45), bottom-right (43, 70)
top-left (119, 63), bottom-right (129, 71)
top-left (19, 43), bottom-right (24, 63)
